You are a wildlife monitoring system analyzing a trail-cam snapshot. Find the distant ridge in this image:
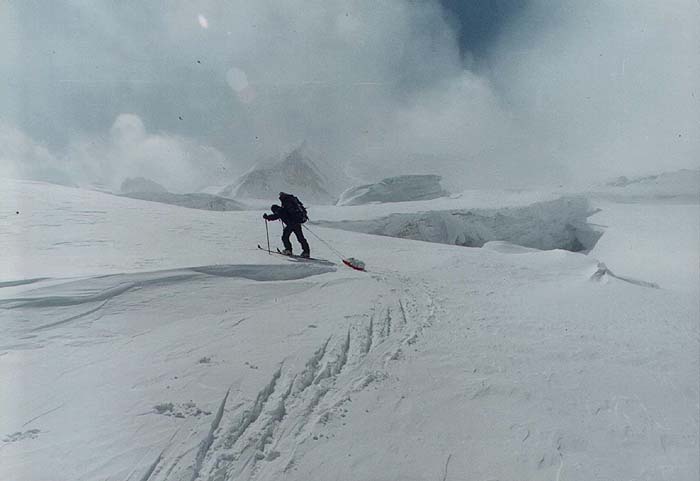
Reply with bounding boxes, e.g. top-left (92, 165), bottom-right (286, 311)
top-left (119, 192), bottom-right (246, 211)
top-left (218, 143), bottom-right (348, 204)
top-left (120, 177), bottom-right (168, 194)
top-left (337, 175), bottom-right (448, 206)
